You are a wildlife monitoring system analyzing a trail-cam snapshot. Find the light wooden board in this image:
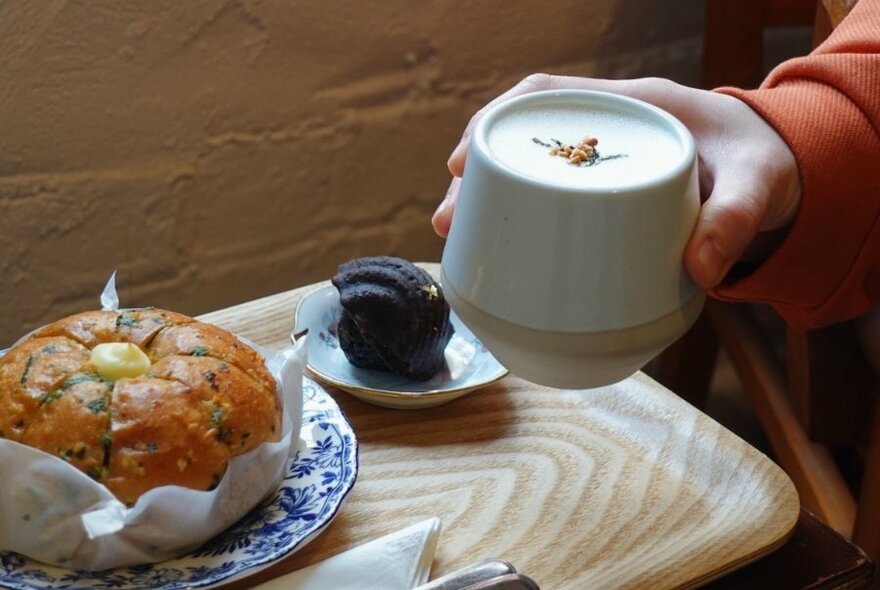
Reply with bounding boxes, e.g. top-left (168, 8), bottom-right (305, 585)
top-left (202, 265), bottom-right (799, 589)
